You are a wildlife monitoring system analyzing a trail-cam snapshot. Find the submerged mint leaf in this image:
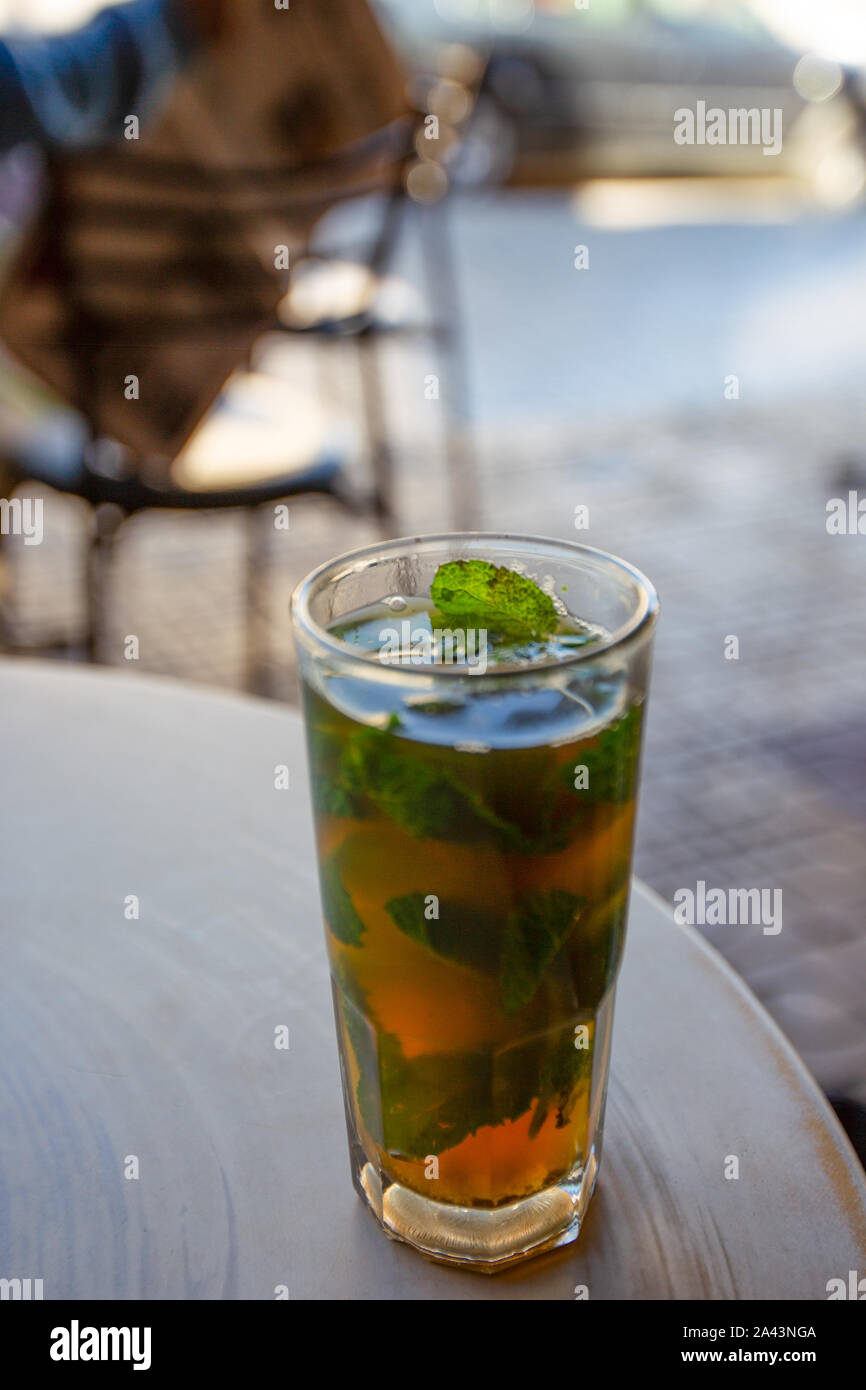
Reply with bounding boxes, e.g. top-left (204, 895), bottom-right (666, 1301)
top-left (499, 889), bottom-right (585, 1016)
top-left (379, 1039), bottom-right (498, 1157)
top-left (341, 998), bottom-right (383, 1140)
top-left (345, 1024), bottom-right (548, 1159)
top-left (331, 952), bottom-right (369, 1014)
top-left (341, 726), bottom-right (533, 849)
top-left (430, 560), bottom-right (557, 639)
top-left (385, 893), bottom-right (502, 974)
top-left (319, 853), bottom-right (365, 945)
top-left (307, 722), bottom-right (366, 819)
top-left (341, 985), bottom-right (594, 1159)
top-left (313, 774), bottom-right (362, 820)
top-left (564, 703), bottom-right (644, 806)
top-left (528, 1023), bottom-right (594, 1139)
top-left (569, 883), bottom-right (630, 1011)
top-left (312, 716), bottom-right (591, 855)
